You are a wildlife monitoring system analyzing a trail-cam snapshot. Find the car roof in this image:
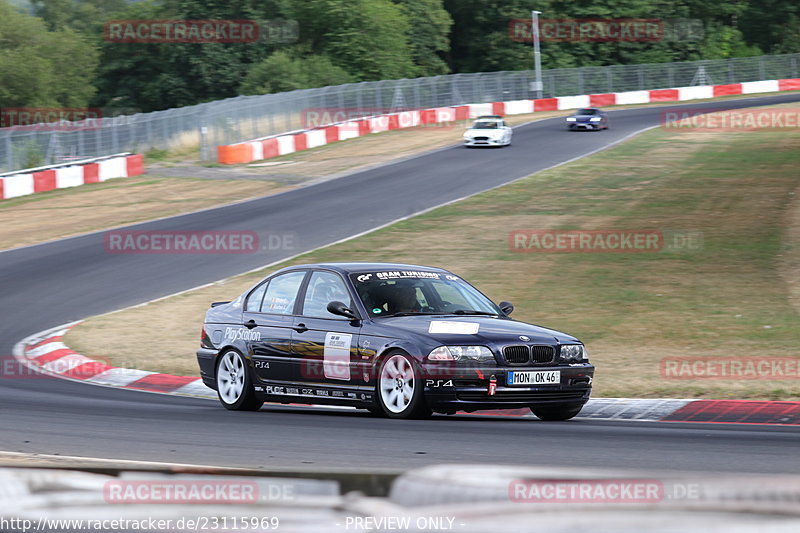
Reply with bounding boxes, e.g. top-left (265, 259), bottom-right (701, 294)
top-left (274, 262), bottom-right (451, 275)
top-left (475, 115), bottom-right (503, 120)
